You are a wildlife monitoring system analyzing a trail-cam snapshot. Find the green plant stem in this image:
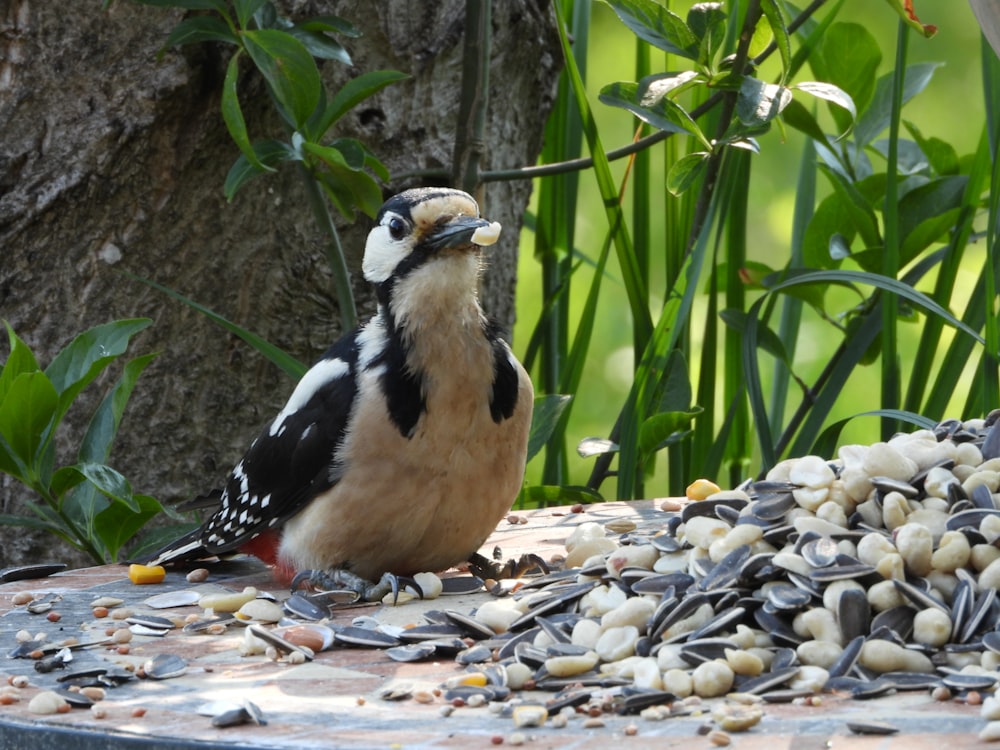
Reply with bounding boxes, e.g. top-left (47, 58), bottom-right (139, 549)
top-left (452, 0), bottom-right (491, 196)
top-left (880, 19), bottom-right (908, 439)
top-left (298, 164), bottom-right (358, 331)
